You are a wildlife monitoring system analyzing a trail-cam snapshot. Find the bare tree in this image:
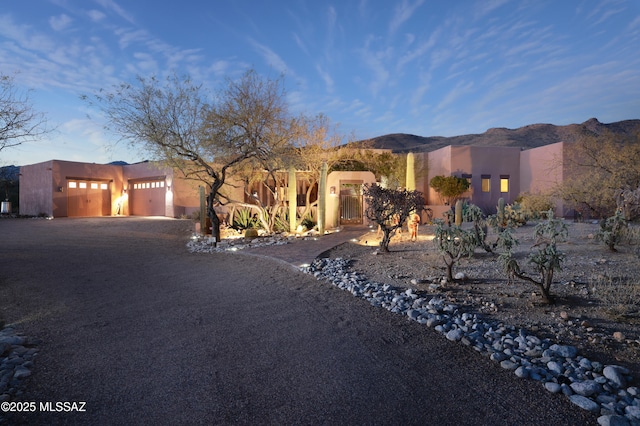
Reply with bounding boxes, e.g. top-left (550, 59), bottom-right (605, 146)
top-left (363, 183), bottom-right (424, 252)
top-left (89, 70), bottom-right (296, 242)
top-left (556, 132), bottom-right (640, 219)
top-left (0, 74), bottom-right (49, 154)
